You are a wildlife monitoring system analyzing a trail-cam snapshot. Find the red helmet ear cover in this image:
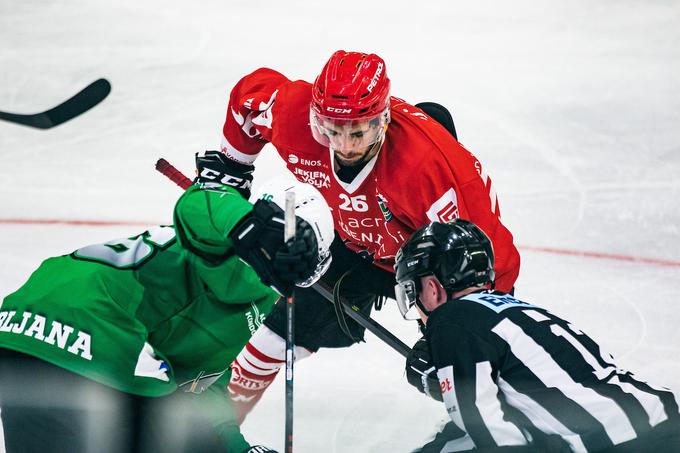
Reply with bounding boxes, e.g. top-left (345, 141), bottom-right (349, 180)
top-left (312, 50), bottom-right (391, 120)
